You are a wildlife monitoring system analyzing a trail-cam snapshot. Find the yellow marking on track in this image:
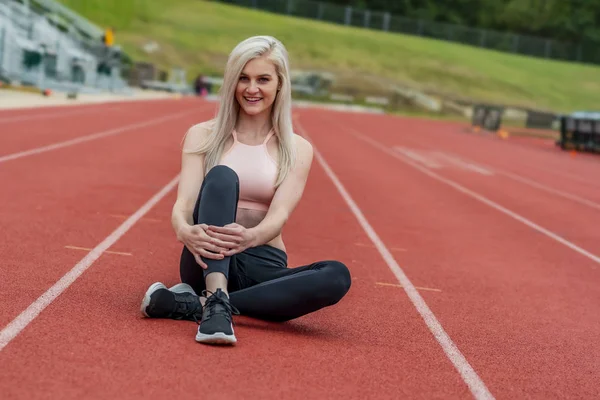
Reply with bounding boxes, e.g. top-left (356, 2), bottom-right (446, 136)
top-left (376, 282), bottom-right (441, 292)
top-left (65, 245), bottom-right (132, 256)
top-left (355, 242), bottom-right (406, 252)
